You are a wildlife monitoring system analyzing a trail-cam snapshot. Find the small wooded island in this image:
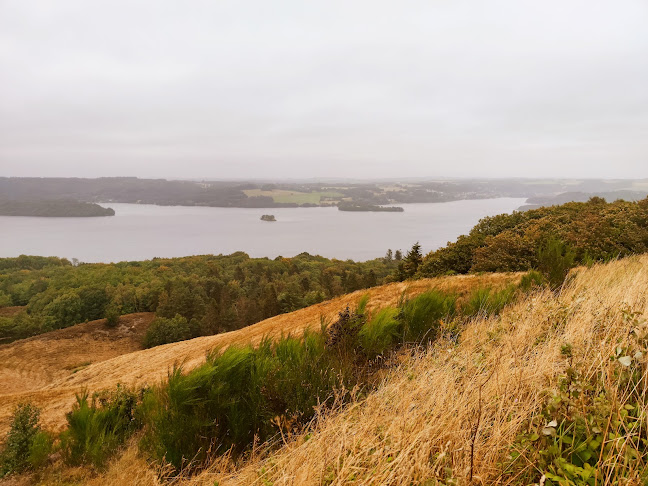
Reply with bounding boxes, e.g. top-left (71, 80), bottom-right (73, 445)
top-left (337, 202), bottom-right (404, 212)
top-left (260, 214), bottom-right (276, 222)
top-left (0, 199), bottom-right (115, 217)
